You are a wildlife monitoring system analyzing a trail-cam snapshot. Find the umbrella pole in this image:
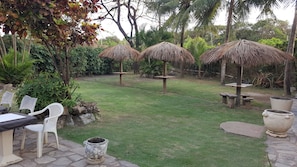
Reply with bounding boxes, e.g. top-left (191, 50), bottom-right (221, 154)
top-left (120, 61), bottom-right (123, 85)
top-left (163, 61), bottom-right (167, 93)
top-left (236, 65), bottom-right (242, 106)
